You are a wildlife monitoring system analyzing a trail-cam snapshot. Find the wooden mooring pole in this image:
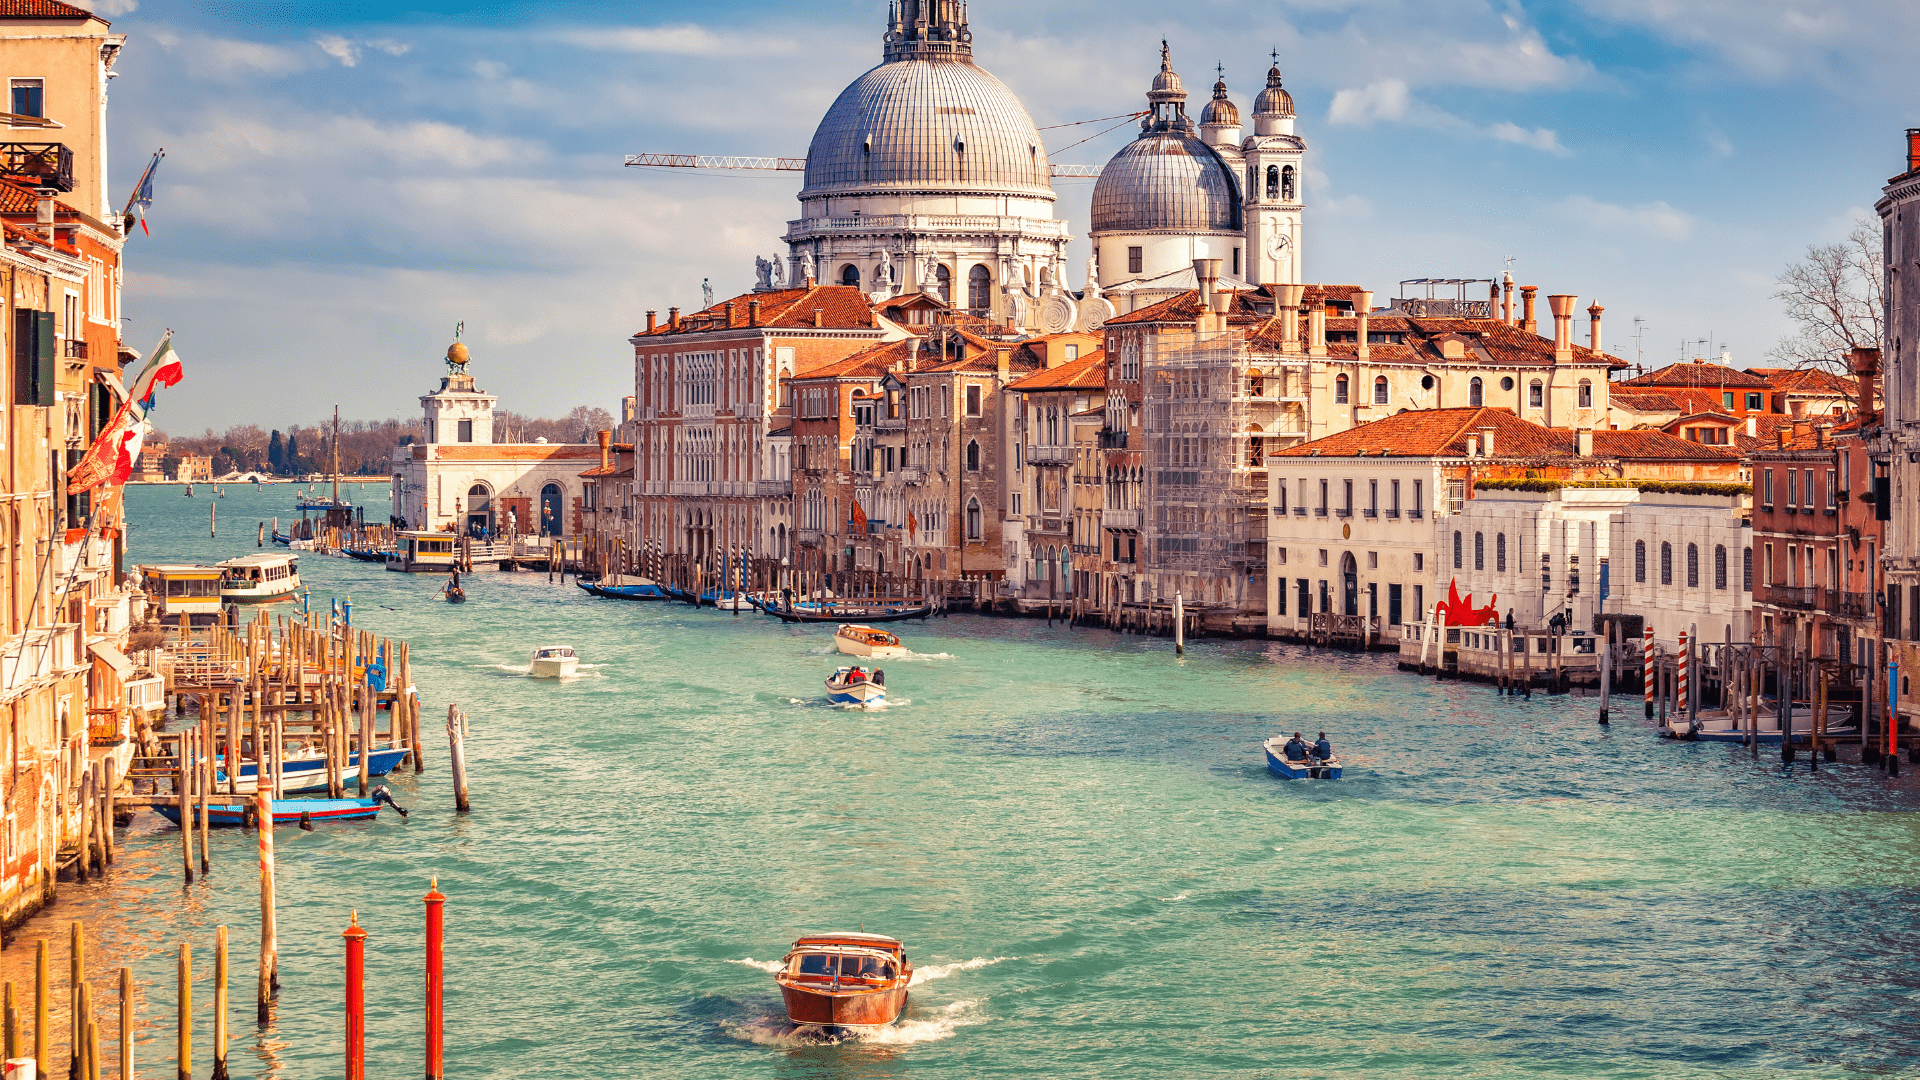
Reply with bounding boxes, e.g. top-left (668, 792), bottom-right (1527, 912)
top-left (68, 921), bottom-right (82, 1080)
top-left (212, 928), bottom-right (229, 1080)
top-left (118, 968), bottom-right (130, 1080)
top-left (35, 938), bottom-right (48, 1078)
top-left (177, 943), bottom-right (191, 1080)
top-left (257, 792), bottom-right (277, 1023)
top-left (447, 706), bottom-right (471, 813)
